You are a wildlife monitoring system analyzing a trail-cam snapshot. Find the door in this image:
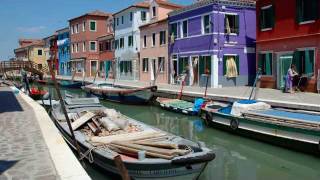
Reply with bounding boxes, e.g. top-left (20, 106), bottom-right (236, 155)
top-left (192, 56), bottom-right (199, 86)
top-left (278, 54), bottom-right (293, 89)
top-left (90, 61), bottom-right (98, 77)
